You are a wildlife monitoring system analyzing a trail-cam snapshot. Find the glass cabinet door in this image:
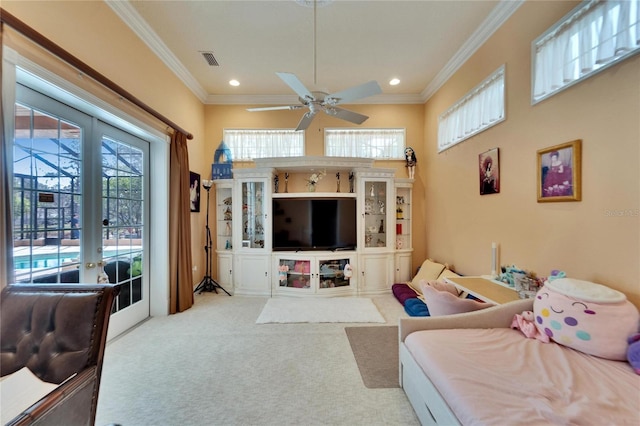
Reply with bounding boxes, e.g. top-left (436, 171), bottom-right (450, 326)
top-left (363, 181), bottom-right (387, 248)
top-left (216, 182), bottom-right (233, 251)
top-left (278, 259), bottom-right (311, 289)
top-left (241, 181), bottom-right (265, 249)
top-left (318, 258), bottom-right (351, 289)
